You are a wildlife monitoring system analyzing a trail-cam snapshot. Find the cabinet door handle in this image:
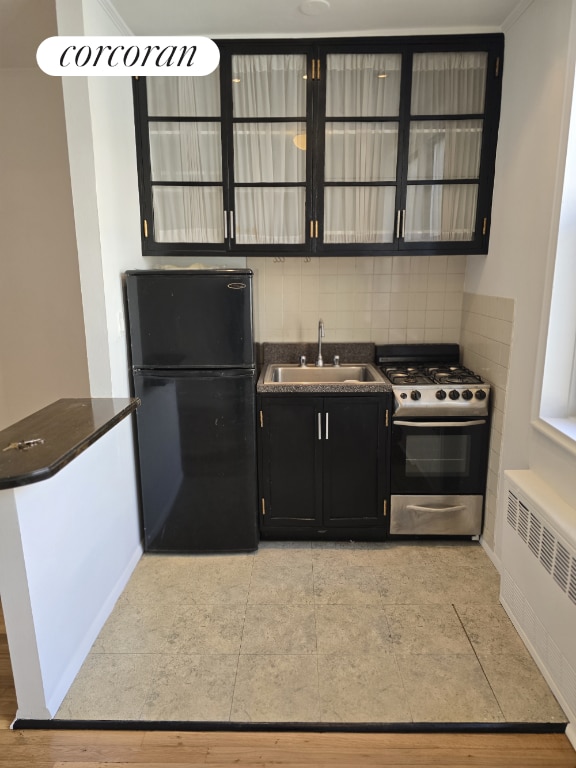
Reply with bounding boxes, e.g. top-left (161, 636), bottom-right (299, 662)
top-left (230, 210), bottom-right (235, 240)
top-left (401, 209), bottom-right (406, 238)
top-left (317, 412), bottom-right (322, 440)
top-left (396, 210), bottom-right (401, 239)
top-left (325, 412), bottom-right (329, 440)
top-left (224, 211), bottom-right (228, 240)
